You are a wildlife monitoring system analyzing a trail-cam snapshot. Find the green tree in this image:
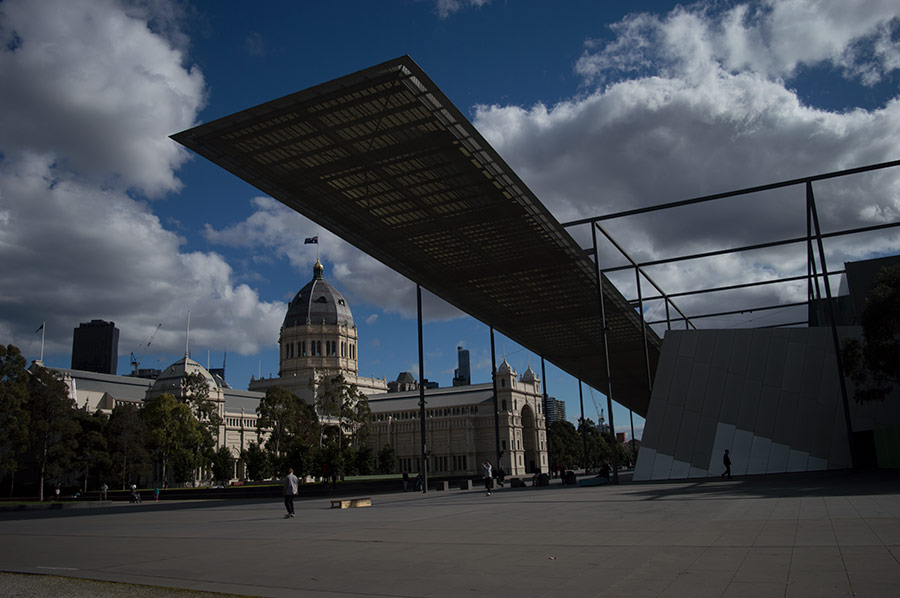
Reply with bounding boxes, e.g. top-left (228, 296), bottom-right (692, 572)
top-left (107, 404), bottom-right (150, 489)
top-left (141, 392), bottom-right (202, 486)
top-left (283, 436), bottom-right (313, 479)
top-left (242, 441), bottom-right (271, 481)
top-left (355, 445), bottom-right (375, 475)
top-left (72, 410), bottom-right (112, 493)
top-left (0, 345), bottom-right (29, 496)
top-left (256, 385), bottom-right (319, 461)
top-left (211, 445), bottom-right (235, 486)
top-left (547, 420), bottom-right (583, 471)
top-left (182, 371), bottom-right (220, 483)
top-left (577, 418), bottom-right (610, 469)
top-left (314, 373), bottom-right (369, 450)
top-left (842, 264), bottom-right (900, 402)
top-left (182, 372), bottom-right (221, 439)
top-left (26, 365), bottom-right (79, 501)
top-left (378, 444), bottom-right (396, 474)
